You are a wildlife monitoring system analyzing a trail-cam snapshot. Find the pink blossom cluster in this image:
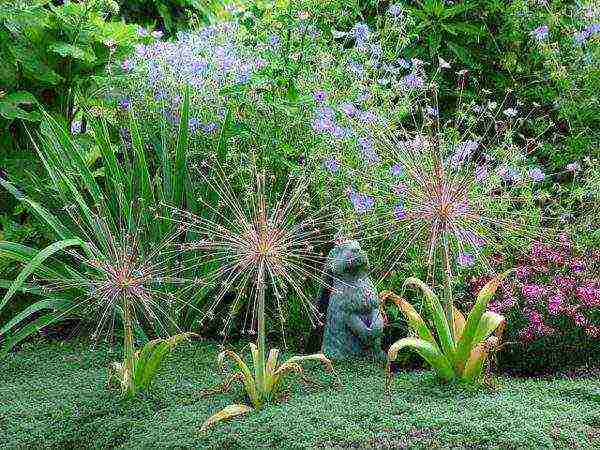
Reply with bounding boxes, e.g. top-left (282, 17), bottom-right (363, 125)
top-left (469, 233), bottom-right (599, 343)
